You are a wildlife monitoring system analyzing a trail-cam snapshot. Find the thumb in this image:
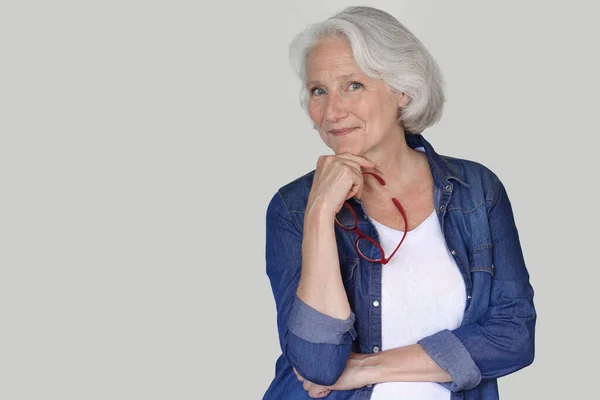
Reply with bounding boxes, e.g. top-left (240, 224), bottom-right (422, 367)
top-left (355, 186), bottom-right (363, 200)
